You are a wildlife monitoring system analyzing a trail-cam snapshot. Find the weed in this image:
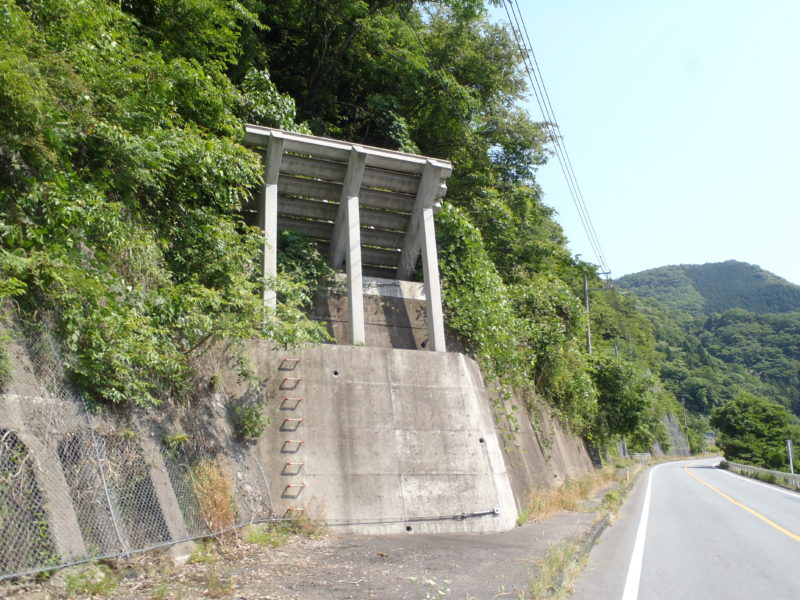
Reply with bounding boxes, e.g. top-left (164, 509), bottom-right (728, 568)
top-left (163, 433), bottom-right (191, 448)
top-left (230, 400), bottom-right (270, 442)
top-left (409, 576), bottom-right (451, 599)
top-left (242, 523), bottom-right (290, 547)
top-left (204, 568), bottom-right (234, 598)
top-left (190, 457), bottom-right (236, 533)
top-left (187, 540), bottom-right (218, 565)
top-left (519, 467), bottom-right (617, 523)
top-left (283, 512), bottom-right (325, 538)
top-left (0, 327), bottom-right (11, 390)
top-left (64, 563), bottom-right (117, 596)
top-left (600, 489), bottom-right (623, 514)
top-left (528, 540), bottom-right (584, 600)
top-left (151, 581), bottom-right (169, 599)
